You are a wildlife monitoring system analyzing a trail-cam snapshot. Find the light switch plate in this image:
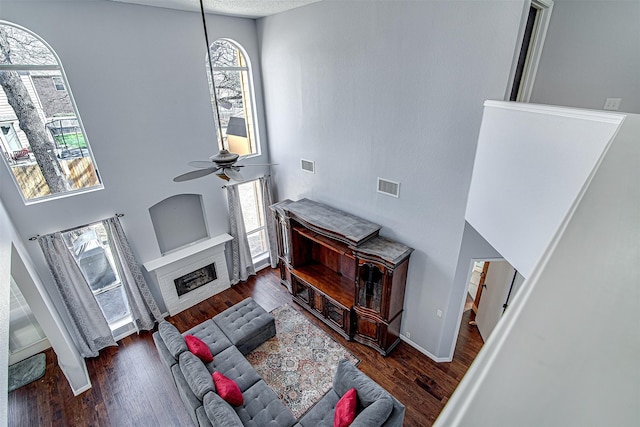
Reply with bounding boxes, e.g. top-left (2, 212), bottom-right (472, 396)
top-left (604, 98), bottom-right (621, 111)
